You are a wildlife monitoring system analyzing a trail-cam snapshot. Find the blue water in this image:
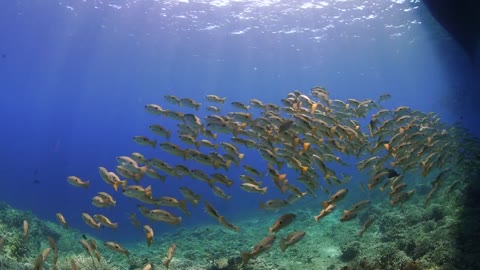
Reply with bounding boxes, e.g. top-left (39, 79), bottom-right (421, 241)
top-left (0, 0), bottom-right (478, 242)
